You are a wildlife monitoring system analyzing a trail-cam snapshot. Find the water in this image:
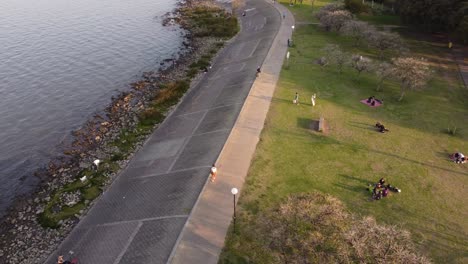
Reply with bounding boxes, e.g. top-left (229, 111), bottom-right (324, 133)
top-left (0, 0), bottom-right (184, 216)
